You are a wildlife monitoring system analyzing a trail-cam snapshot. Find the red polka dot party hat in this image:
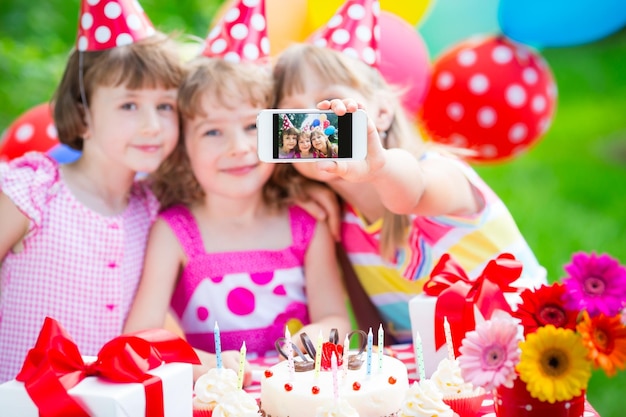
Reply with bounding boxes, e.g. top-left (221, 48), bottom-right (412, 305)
top-left (282, 114), bottom-right (294, 130)
top-left (201, 0), bottom-right (270, 63)
top-left (308, 0), bottom-right (380, 68)
top-left (76, 0), bottom-right (155, 52)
